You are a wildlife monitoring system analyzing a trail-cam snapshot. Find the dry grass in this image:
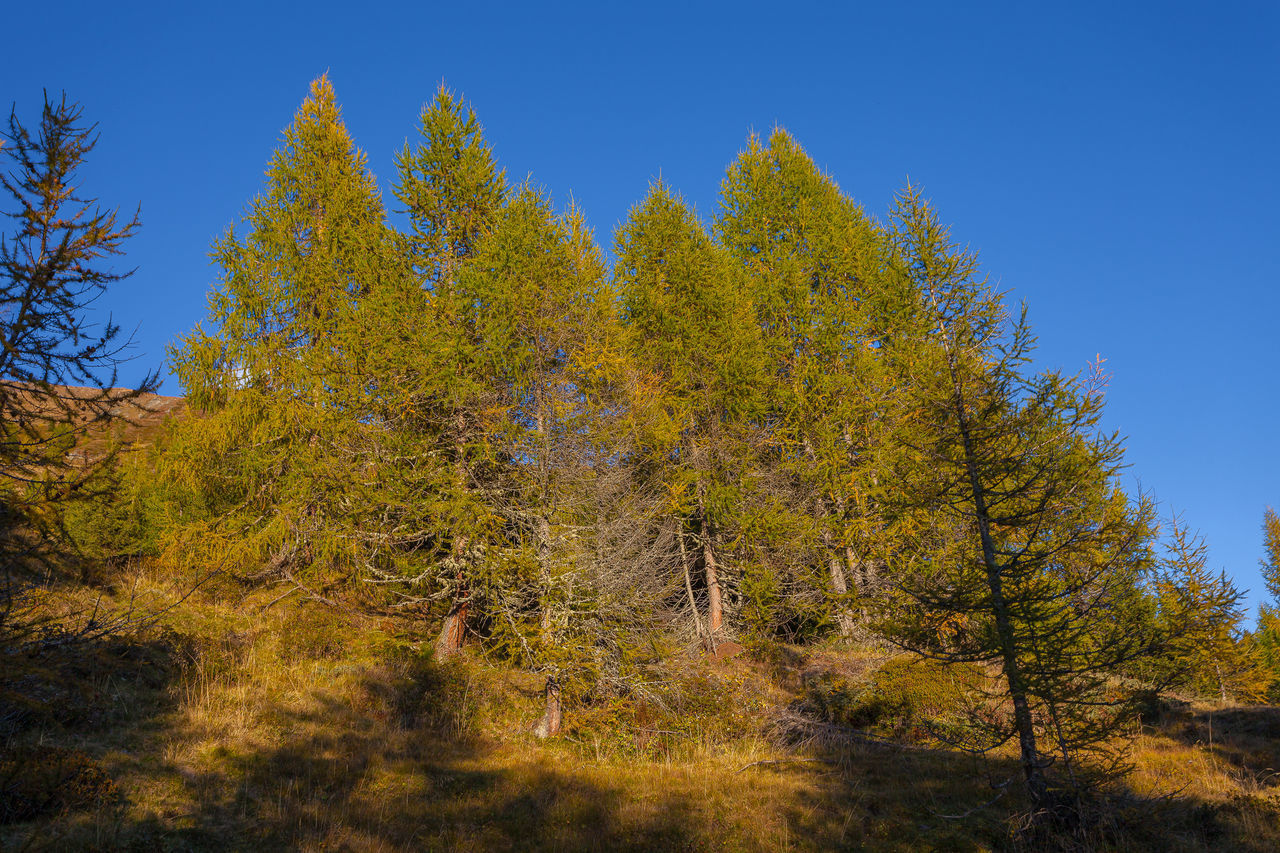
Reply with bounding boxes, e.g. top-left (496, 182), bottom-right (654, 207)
top-left (3, 566), bottom-right (1279, 852)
